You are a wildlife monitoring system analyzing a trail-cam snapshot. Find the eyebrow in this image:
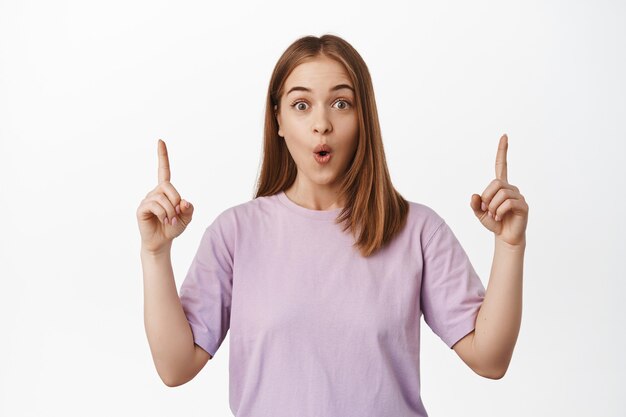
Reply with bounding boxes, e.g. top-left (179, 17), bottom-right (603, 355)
top-left (286, 84), bottom-right (355, 96)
